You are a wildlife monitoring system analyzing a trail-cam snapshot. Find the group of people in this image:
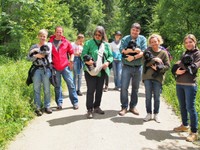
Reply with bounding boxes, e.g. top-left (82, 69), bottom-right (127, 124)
top-left (27, 23), bottom-right (200, 142)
